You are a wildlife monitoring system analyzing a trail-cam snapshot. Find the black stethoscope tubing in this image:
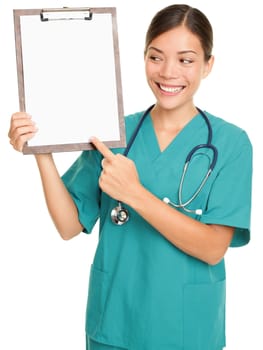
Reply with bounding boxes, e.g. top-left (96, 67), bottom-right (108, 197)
top-left (111, 105), bottom-right (218, 224)
top-left (188, 107), bottom-right (218, 170)
top-left (110, 104), bottom-right (155, 225)
top-left (123, 104), bottom-right (156, 157)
